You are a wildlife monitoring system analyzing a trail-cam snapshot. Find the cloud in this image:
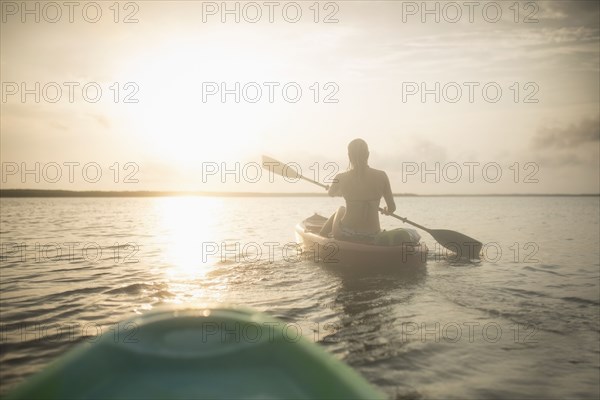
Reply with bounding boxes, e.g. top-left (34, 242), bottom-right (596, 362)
top-left (91, 114), bottom-right (110, 129)
top-left (533, 153), bottom-right (587, 167)
top-left (412, 138), bottom-right (448, 162)
top-left (372, 137), bottom-right (449, 174)
top-left (49, 120), bottom-right (69, 131)
top-left (334, 1), bottom-right (600, 78)
top-left (532, 115), bottom-right (600, 149)
top-left (549, 1), bottom-right (600, 23)
top-left (528, 115), bottom-right (599, 175)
